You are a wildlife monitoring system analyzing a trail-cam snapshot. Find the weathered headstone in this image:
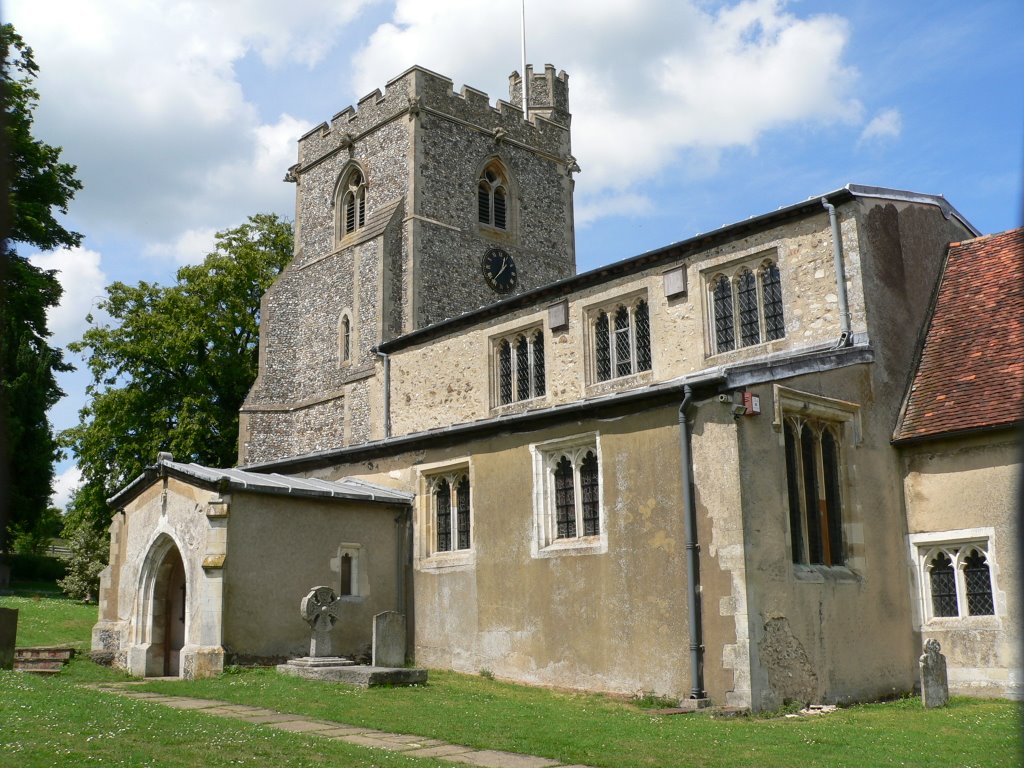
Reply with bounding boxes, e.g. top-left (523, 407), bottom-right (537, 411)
top-left (919, 639), bottom-right (949, 708)
top-left (300, 585), bottom-right (342, 658)
top-left (0, 607), bottom-right (18, 670)
top-left (372, 611), bottom-right (406, 668)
